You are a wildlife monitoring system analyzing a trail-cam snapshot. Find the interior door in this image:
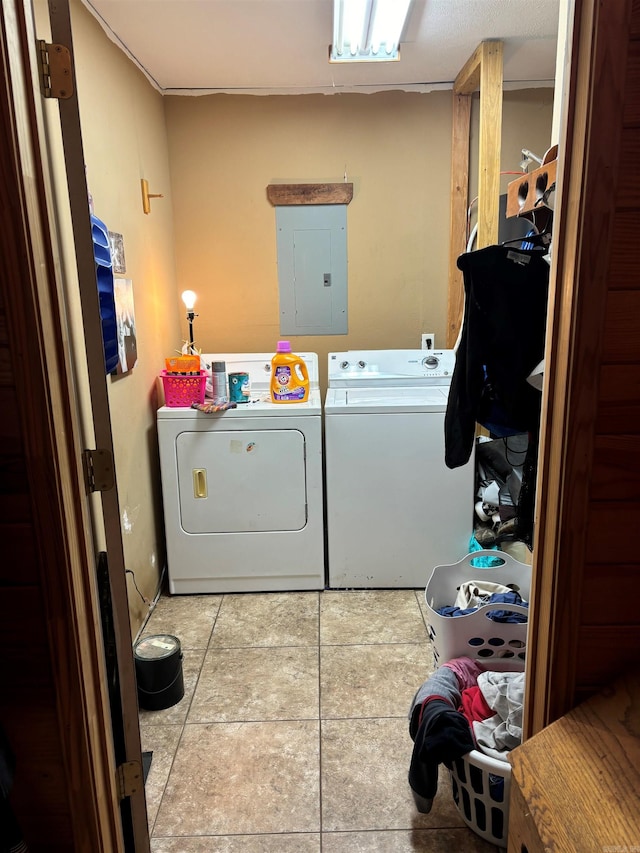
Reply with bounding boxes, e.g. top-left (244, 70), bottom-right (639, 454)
top-left (4, 0), bottom-right (149, 848)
